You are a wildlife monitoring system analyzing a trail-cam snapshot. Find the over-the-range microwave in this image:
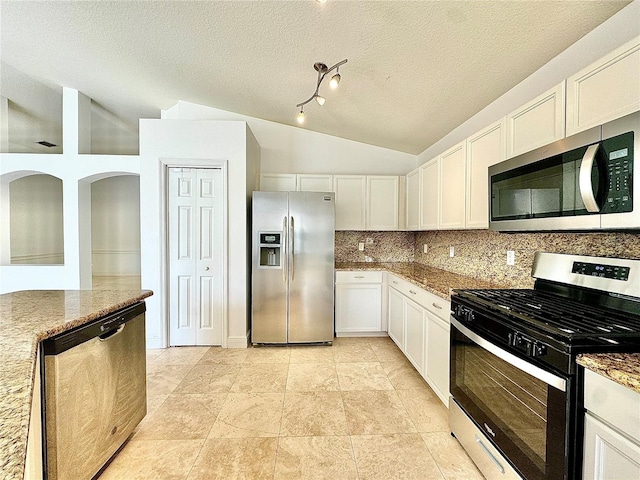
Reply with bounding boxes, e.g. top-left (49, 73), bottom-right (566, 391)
top-left (489, 111), bottom-right (639, 232)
